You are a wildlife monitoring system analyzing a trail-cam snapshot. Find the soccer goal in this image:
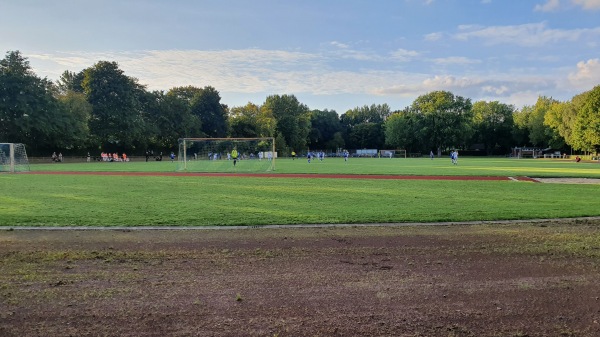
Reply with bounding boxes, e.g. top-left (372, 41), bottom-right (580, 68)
top-left (0, 143), bottom-right (30, 173)
top-left (177, 137), bottom-right (276, 173)
top-left (379, 149), bottom-right (407, 158)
